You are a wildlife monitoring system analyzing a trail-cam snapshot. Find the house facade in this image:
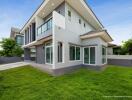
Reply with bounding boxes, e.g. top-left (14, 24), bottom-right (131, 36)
top-left (20, 0), bottom-right (113, 70)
